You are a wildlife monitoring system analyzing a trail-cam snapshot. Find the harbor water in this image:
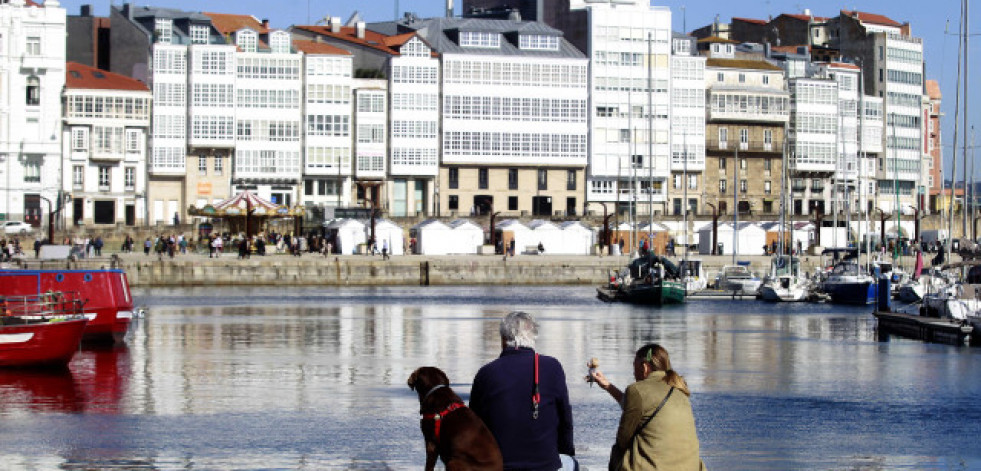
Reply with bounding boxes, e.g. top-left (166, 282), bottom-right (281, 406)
top-left (1, 285), bottom-right (980, 470)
